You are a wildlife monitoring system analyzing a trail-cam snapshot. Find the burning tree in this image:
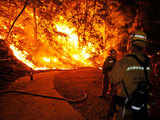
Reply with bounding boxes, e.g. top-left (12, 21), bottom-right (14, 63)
top-left (0, 0), bottom-right (139, 70)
